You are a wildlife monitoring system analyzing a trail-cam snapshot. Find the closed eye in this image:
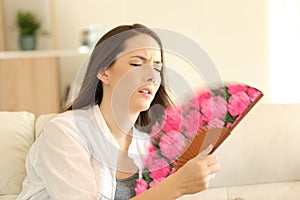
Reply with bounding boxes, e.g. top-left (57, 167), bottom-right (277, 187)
top-left (130, 63), bottom-right (142, 67)
top-left (130, 62), bottom-right (162, 72)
